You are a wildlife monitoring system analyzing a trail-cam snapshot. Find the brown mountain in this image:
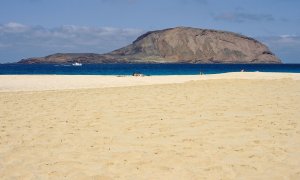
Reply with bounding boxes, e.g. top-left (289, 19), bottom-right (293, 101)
top-left (18, 27), bottom-right (281, 64)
